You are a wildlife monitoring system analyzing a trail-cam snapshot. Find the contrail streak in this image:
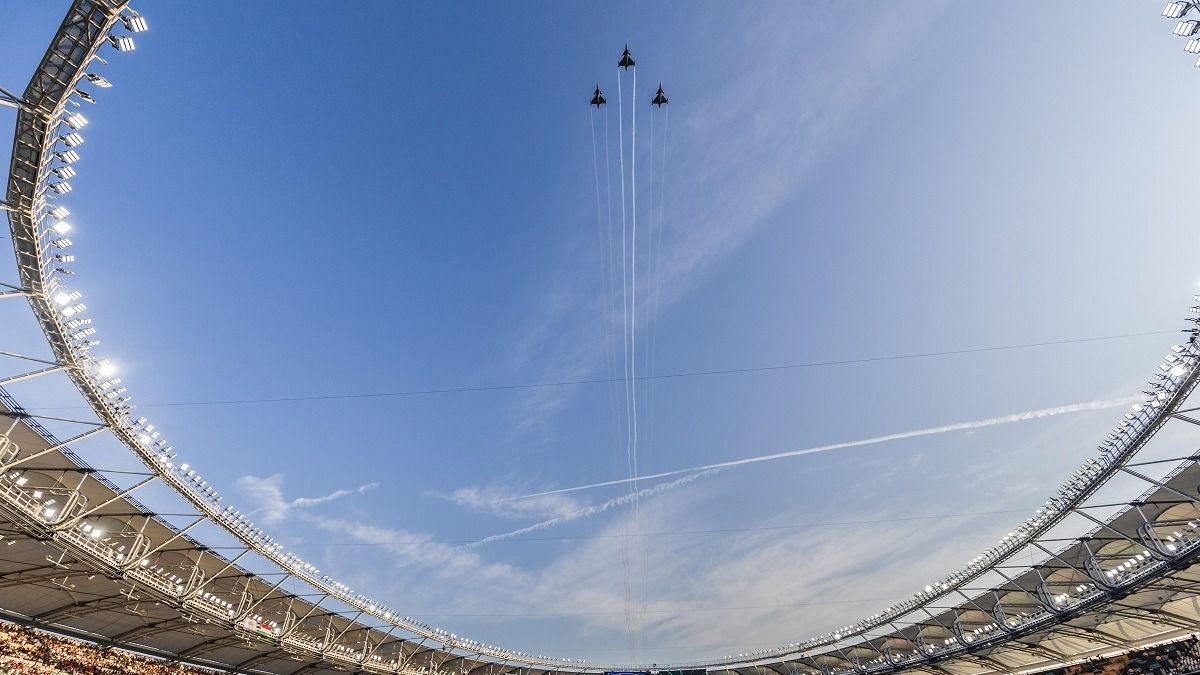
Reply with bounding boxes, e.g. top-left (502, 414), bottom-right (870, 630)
top-left (510, 396), bottom-right (1140, 500)
top-left (471, 470), bottom-right (720, 546)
